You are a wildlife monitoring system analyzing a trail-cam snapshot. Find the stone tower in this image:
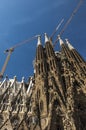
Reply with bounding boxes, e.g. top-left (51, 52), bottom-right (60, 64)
top-left (28, 34), bottom-right (86, 130)
top-left (0, 34), bottom-right (86, 130)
